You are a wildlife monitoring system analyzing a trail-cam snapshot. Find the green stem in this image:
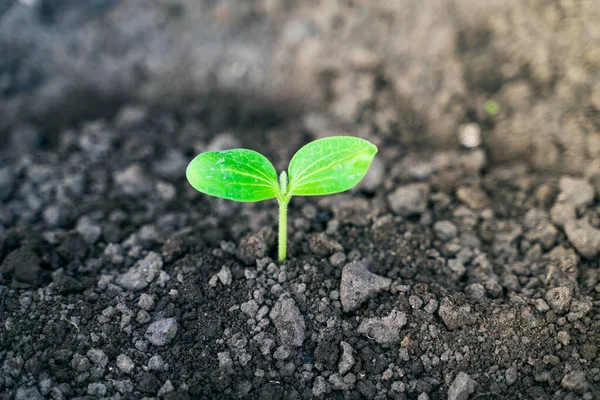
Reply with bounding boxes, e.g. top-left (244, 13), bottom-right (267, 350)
top-left (278, 198), bottom-right (288, 262)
